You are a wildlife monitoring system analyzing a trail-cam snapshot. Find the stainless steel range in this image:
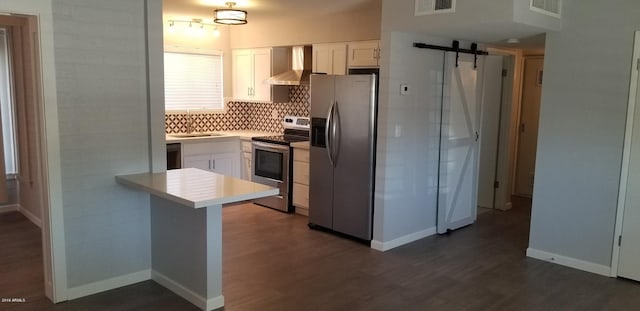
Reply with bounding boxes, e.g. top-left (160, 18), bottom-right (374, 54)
top-left (252, 116), bottom-right (310, 212)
